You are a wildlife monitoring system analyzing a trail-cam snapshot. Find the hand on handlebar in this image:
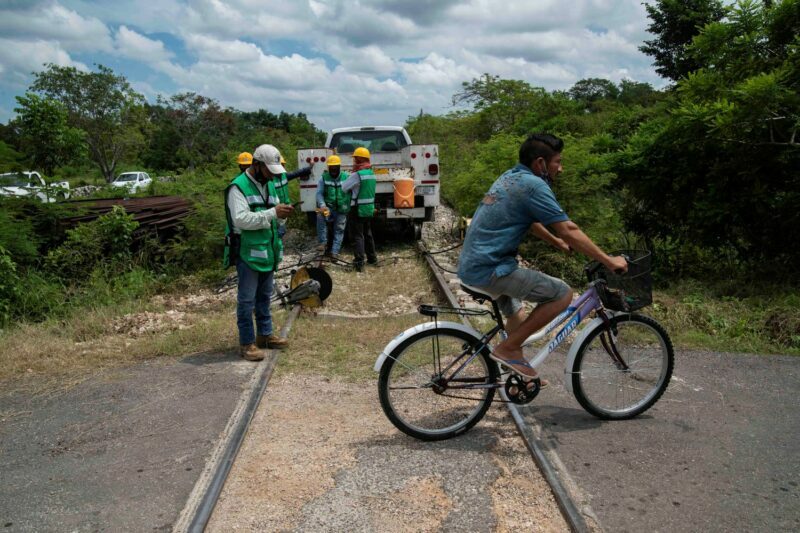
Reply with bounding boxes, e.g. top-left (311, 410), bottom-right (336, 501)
top-left (606, 255), bottom-right (628, 274)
